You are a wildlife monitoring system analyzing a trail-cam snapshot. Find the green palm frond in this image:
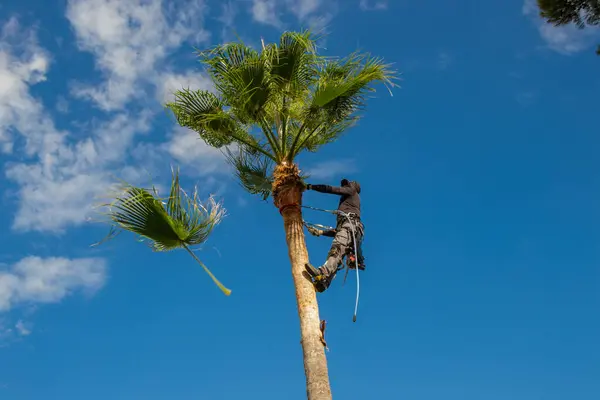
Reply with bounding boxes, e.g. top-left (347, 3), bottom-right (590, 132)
top-left (166, 88), bottom-right (274, 161)
top-left (300, 117), bottom-right (359, 153)
top-left (94, 168), bottom-right (231, 296)
top-left (224, 146), bottom-right (274, 200)
top-left (199, 42), bottom-right (272, 124)
top-left (289, 52), bottom-right (398, 158)
top-left (269, 30), bottom-right (321, 92)
top-left (166, 30), bottom-right (398, 194)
